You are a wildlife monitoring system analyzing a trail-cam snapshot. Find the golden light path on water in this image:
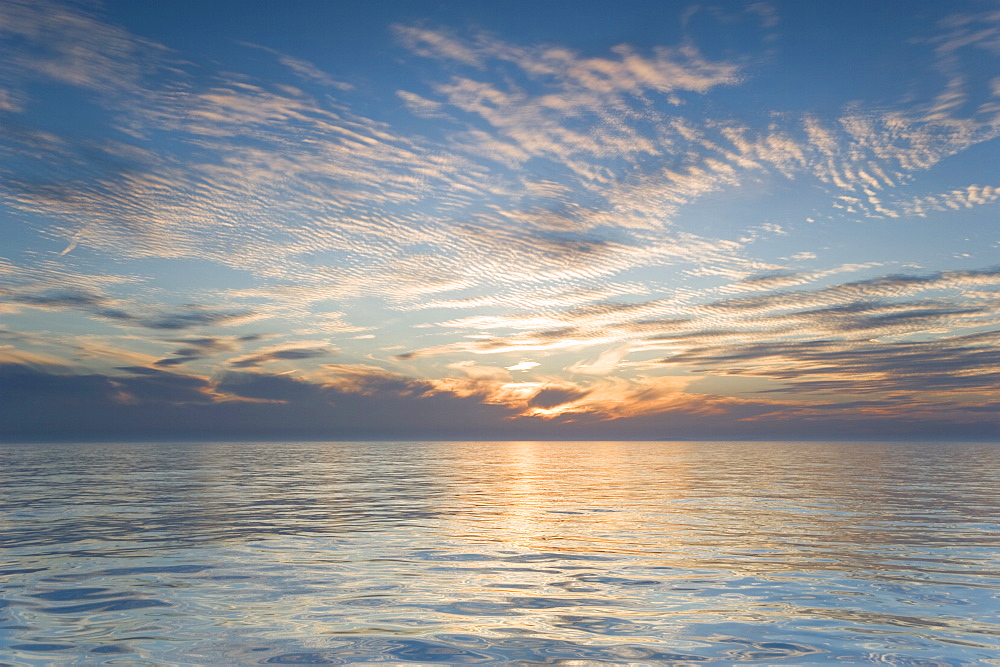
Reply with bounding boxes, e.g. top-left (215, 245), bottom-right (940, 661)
top-left (1, 440), bottom-right (998, 664)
